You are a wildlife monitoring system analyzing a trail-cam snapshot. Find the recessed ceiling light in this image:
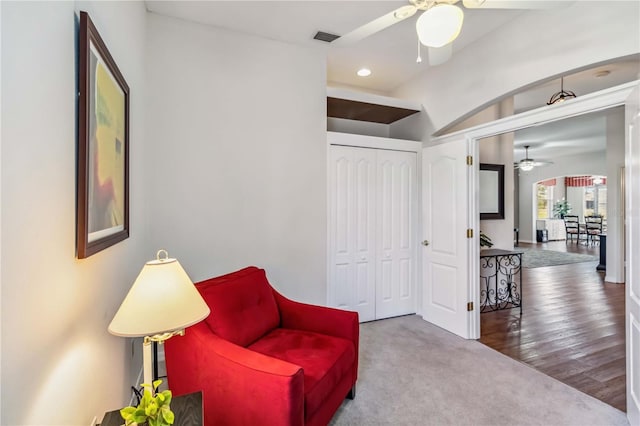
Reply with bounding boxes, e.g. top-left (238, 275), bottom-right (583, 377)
top-left (595, 70), bottom-right (611, 78)
top-left (357, 68), bottom-right (372, 77)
